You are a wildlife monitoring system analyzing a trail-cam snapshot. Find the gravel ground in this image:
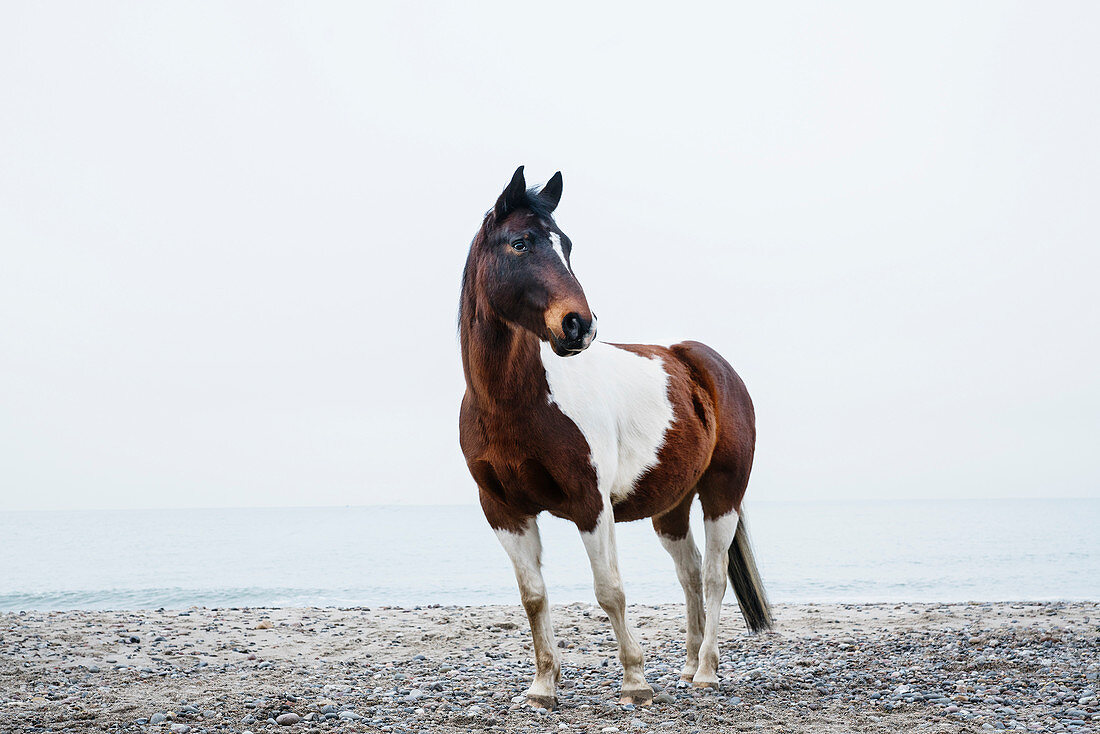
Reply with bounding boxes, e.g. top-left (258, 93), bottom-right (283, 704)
top-left (1, 602), bottom-right (1097, 733)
